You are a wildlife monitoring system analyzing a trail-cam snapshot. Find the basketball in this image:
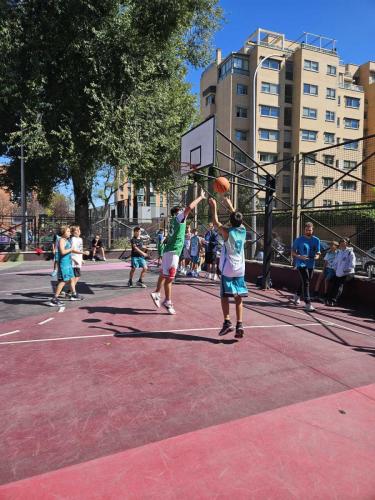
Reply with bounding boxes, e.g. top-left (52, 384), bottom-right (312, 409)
top-left (213, 176), bottom-right (230, 193)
